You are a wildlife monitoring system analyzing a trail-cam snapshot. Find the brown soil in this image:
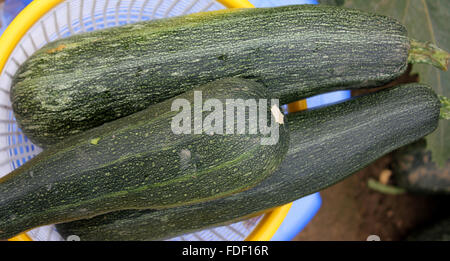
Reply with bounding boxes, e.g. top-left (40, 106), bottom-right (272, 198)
top-left (293, 153), bottom-right (449, 241)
